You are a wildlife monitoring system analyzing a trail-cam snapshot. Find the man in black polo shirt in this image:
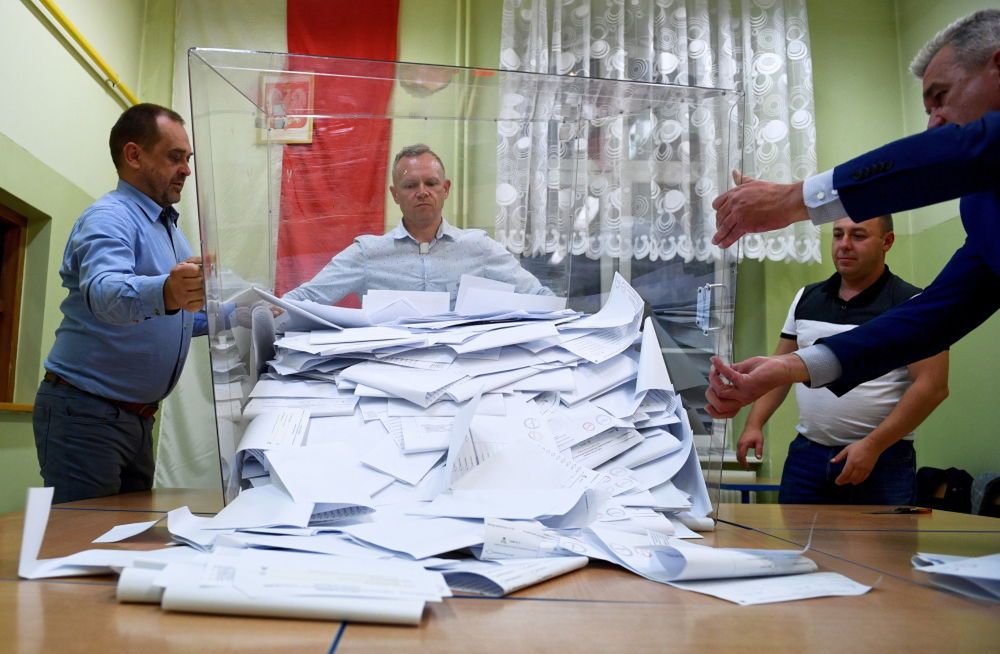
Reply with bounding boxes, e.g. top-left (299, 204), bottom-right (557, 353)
top-left (736, 215), bottom-right (950, 504)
